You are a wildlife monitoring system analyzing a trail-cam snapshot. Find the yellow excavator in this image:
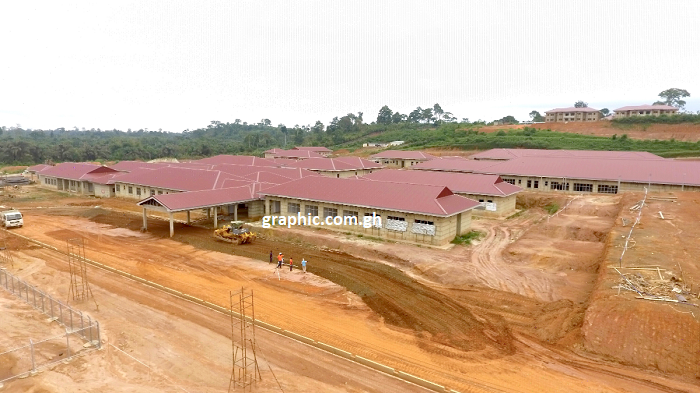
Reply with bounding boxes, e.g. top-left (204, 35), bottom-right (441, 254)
top-left (213, 221), bottom-right (257, 245)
